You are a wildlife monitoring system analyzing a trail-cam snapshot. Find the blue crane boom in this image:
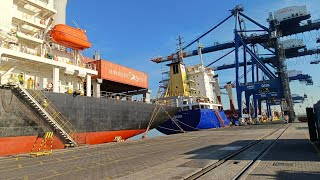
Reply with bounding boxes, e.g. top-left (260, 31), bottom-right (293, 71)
top-left (151, 20), bottom-right (320, 64)
top-left (289, 74), bottom-right (313, 85)
top-left (151, 35), bottom-right (269, 63)
top-left (213, 48), bottom-right (320, 71)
